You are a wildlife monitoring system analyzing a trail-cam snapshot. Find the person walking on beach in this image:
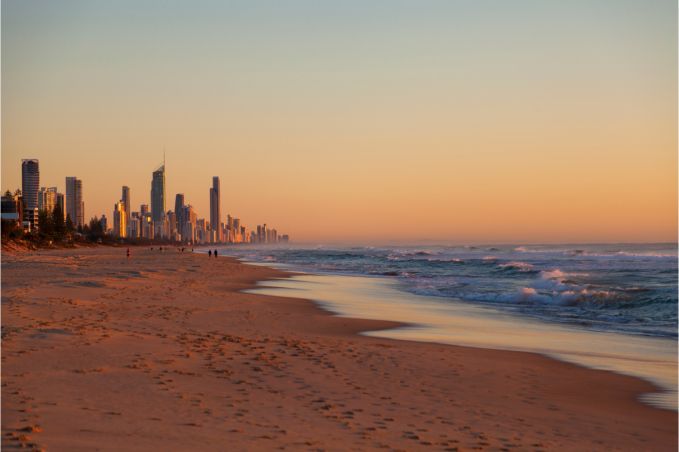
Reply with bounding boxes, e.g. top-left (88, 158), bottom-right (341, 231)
top-left (214, 249), bottom-right (218, 258)
top-left (208, 250), bottom-right (212, 257)
top-left (126, 248), bottom-right (130, 259)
